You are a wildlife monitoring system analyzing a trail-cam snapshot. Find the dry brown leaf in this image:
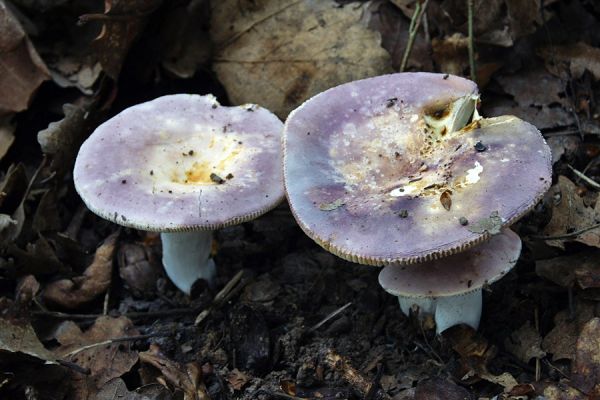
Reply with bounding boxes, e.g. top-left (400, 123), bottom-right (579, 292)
top-left (0, 163), bottom-right (28, 245)
top-left (542, 301), bottom-right (595, 361)
top-left (414, 378), bottom-right (472, 400)
top-left (0, 318), bottom-right (56, 363)
top-left (139, 344), bottom-right (209, 400)
top-left (15, 275), bottom-right (40, 306)
top-left (54, 316), bottom-right (139, 388)
top-left (572, 318), bottom-right (600, 396)
top-left (160, 0), bottom-right (210, 79)
top-left (90, 0), bottom-right (163, 79)
top-left (535, 251), bottom-right (600, 289)
top-left (93, 378), bottom-right (172, 400)
top-left (431, 33), bottom-right (469, 76)
top-left (539, 42), bottom-right (600, 81)
top-left (118, 242), bottom-right (161, 298)
top-left (43, 231), bottom-right (118, 309)
top-left (542, 176), bottom-right (600, 249)
top-left (227, 368), bottom-right (250, 391)
top-left (0, 116), bottom-right (15, 161)
top-left (211, 0), bottom-right (392, 118)
top-left (0, 1), bottom-right (49, 115)
top-left (8, 234), bottom-right (64, 276)
top-left (367, 1), bottom-right (433, 72)
top-left (504, 321), bottom-right (546, 363)
top-left (38, 98), bottom-right (106, 178)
